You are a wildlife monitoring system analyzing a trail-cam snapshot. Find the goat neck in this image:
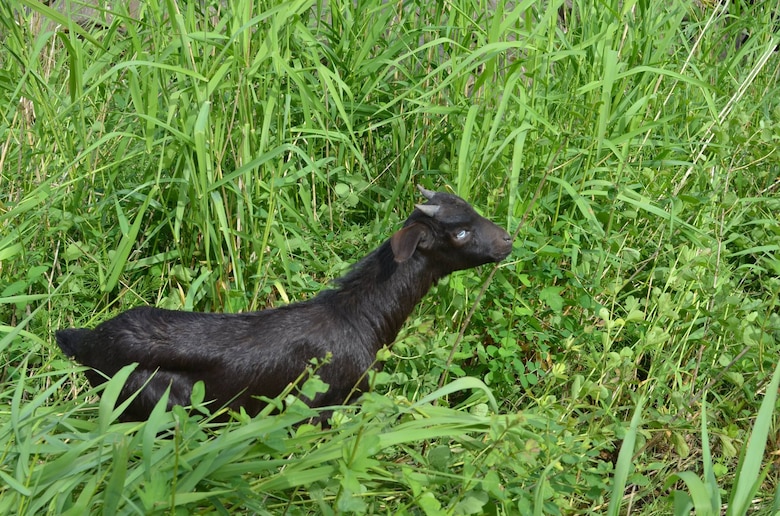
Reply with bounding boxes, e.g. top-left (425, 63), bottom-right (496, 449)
top-left (324, 240), bottom-right (439, 352)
